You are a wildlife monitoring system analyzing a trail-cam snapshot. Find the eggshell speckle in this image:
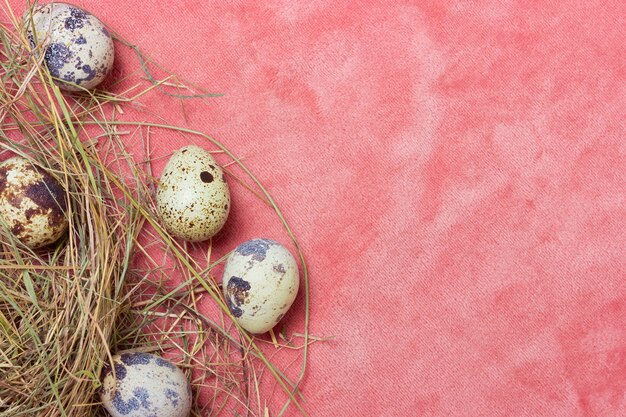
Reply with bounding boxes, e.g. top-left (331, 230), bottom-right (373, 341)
top-left (100, 352), bottom-right (192, 417)
top-left (223, 239), bottom-right (299, 334)
top-left (0, 157), bottom-right (68, 249)
top-left (156, 145), bottom-right (230, 242)
top-left (25, 3), bottom-right (114, 91)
